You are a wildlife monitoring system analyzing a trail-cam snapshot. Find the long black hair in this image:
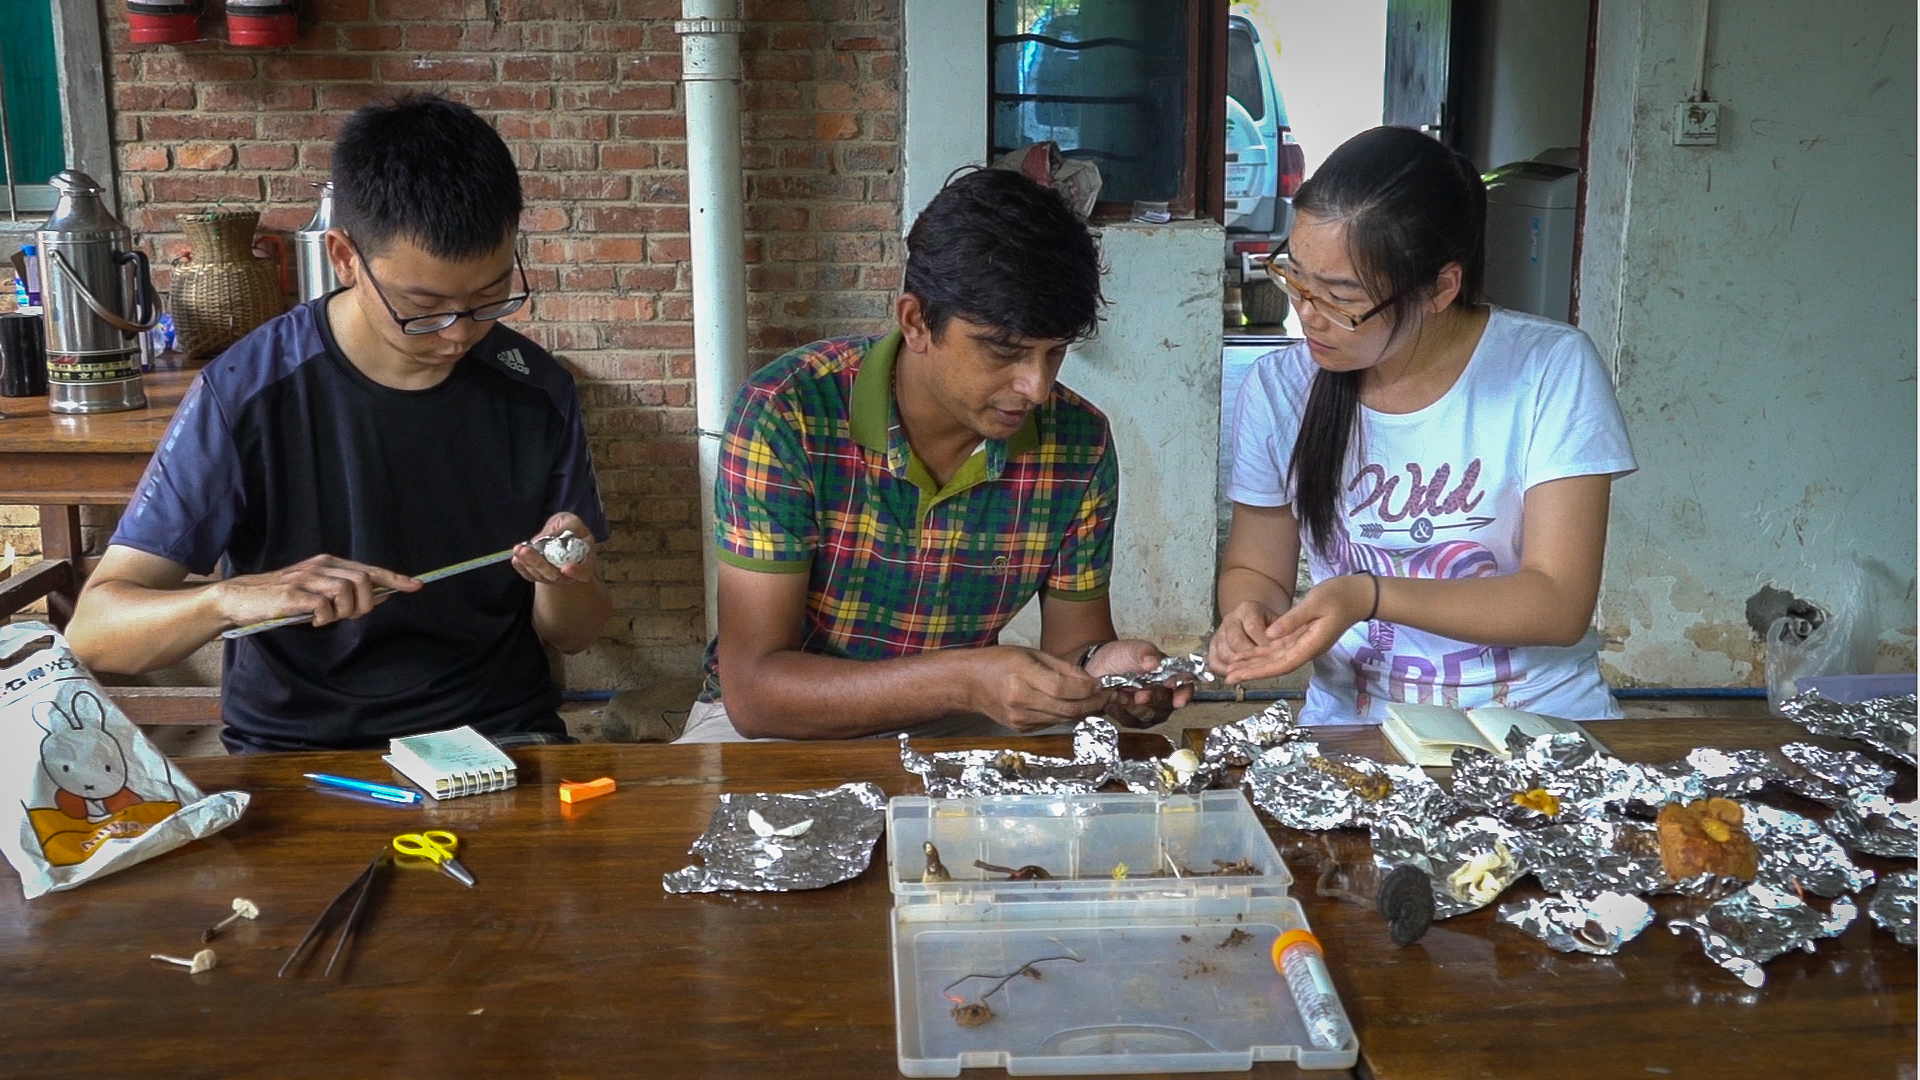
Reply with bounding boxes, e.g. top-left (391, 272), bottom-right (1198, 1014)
top-left (1286, 126), bottom-right (1487, 556)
